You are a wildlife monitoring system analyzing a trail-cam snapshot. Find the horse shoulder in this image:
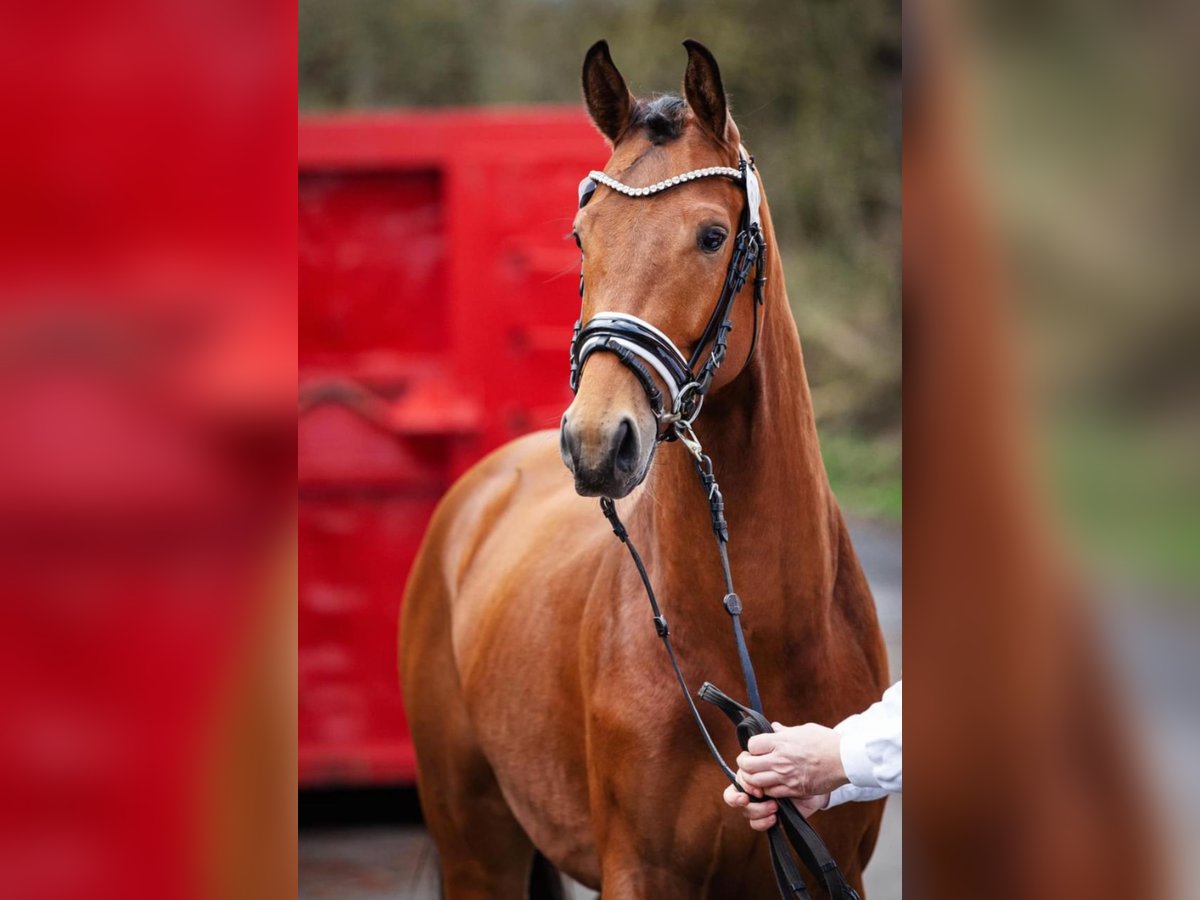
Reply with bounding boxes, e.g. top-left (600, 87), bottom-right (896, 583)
top-left (411, 429), bottom-right (610, 881)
